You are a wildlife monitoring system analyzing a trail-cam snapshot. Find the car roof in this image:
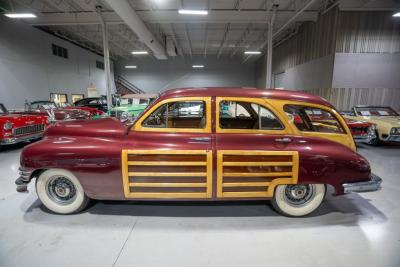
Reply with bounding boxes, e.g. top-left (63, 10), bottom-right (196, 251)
top-left (159, 87), bottom-right (334, 108)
